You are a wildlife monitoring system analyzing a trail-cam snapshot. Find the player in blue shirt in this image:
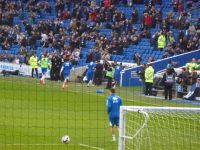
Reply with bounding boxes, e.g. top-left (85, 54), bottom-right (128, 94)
top-left (106, 88), bottom-right (123, 141)
top-left (114, 62), bottom-right (123, 88)
top-left (60, 58), bottom-right (73, 90)
top-left (86, 61), bottom-right (96, 87)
